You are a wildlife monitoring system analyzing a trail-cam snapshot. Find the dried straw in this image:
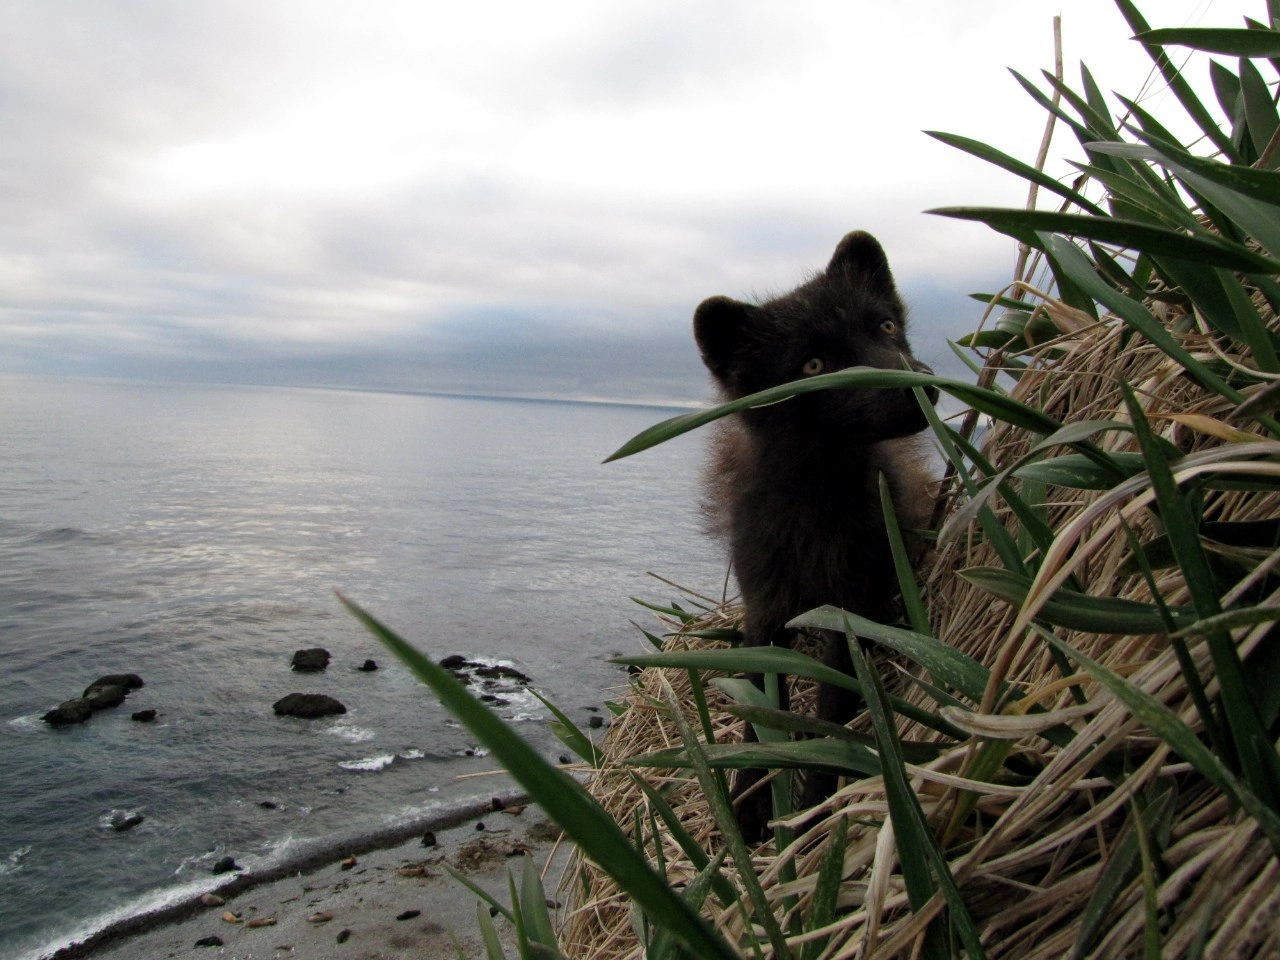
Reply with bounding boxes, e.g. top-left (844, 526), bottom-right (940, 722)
top-left (556, 281), bottom-right (1280, 959)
